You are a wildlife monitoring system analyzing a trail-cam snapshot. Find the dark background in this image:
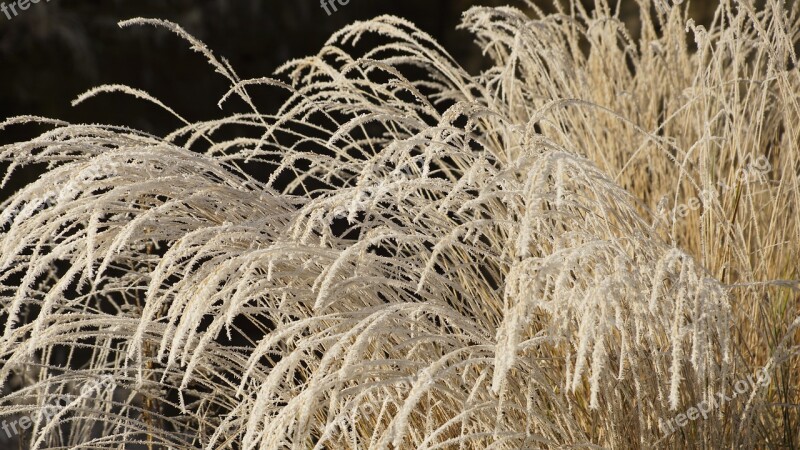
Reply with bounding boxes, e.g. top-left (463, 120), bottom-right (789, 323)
top-left (0, 0), bottom-right (720, 140)
top-left (0, 0), bottom-right (538, 144)
top-left (0, 0), bottom-right (723, 203)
